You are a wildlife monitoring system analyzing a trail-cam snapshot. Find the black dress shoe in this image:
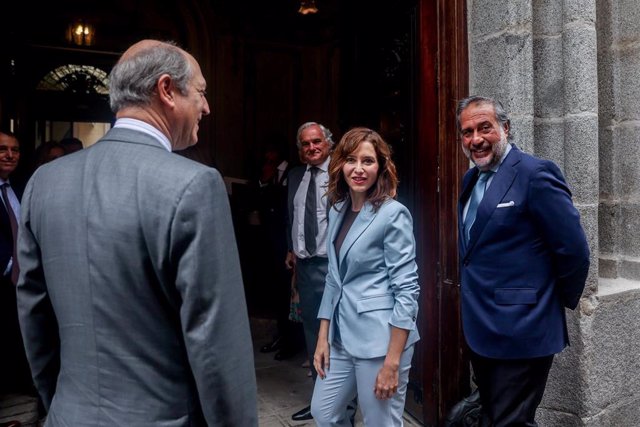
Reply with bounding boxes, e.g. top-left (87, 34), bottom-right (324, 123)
top-left (291, 405), bottom-right (313, 421)
top-left (260, 336), bottom-right (281, 353)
